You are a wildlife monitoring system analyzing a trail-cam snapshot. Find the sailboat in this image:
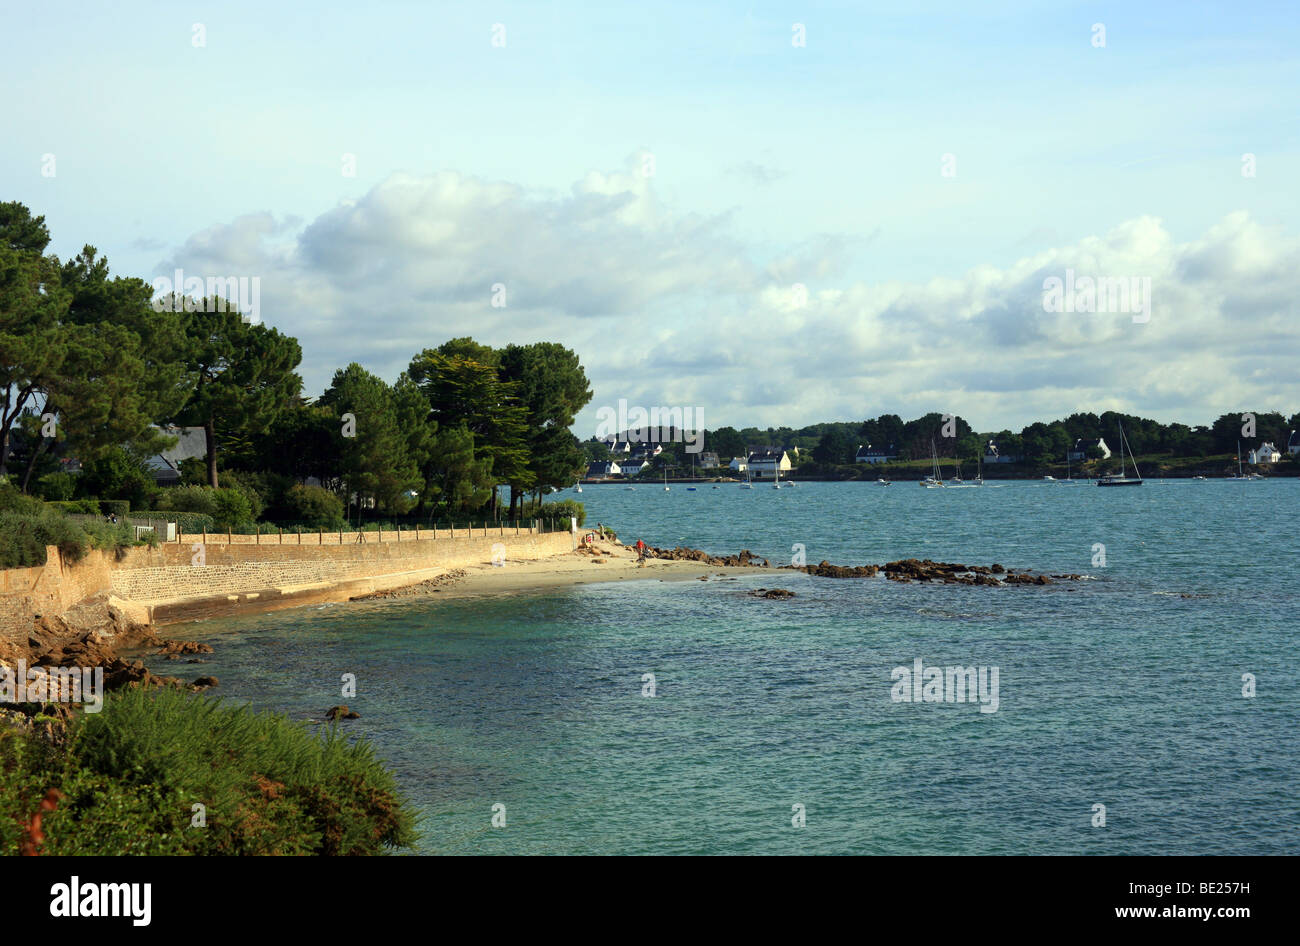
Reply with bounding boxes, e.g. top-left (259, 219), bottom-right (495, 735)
top-left (1226, 442), bottom-right (1254, 481)
top-left (1096, 421), bottom-right (1143, 486)
top-left (575, 480), bottom-right (582, 493)
top-left (1058, 451), bottom-right (1077, 485)
top-left (740, 467), bottom-right (754, 489)
top-left (663, 467), bottom-right (670, 491)
top-left (921, 440), bottom-right (946, 488)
